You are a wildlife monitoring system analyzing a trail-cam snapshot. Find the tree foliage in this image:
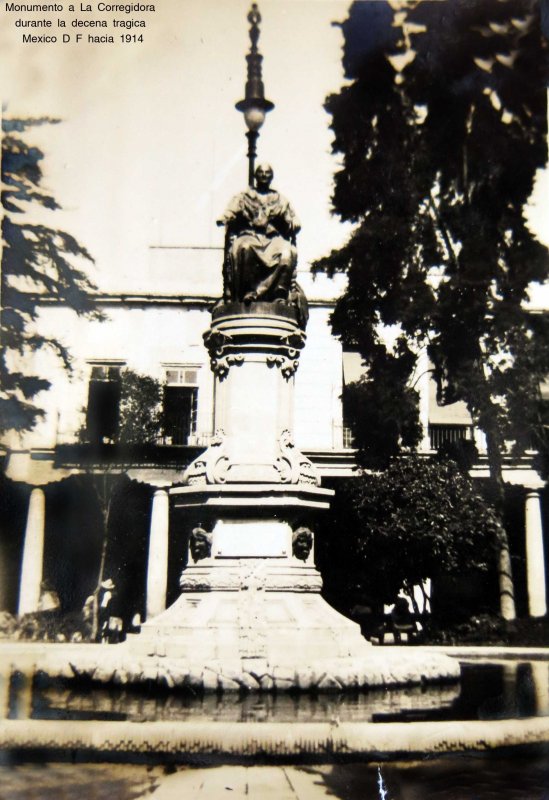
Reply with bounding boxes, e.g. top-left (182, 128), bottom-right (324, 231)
top-left (317, 457), bottom-right (500, 613)
top-left (1, 117), bottom-right (100, 434)
top-left (77, 367), bottom-right (163, 638)
top-left (316, 0), bottom-right (549, 476)
top-left (117, 369), bottom-right (164, 445)
top-left (316, 0), bottom-right (549, 617)
top-left (343, 343), bottom-right (423, 468)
